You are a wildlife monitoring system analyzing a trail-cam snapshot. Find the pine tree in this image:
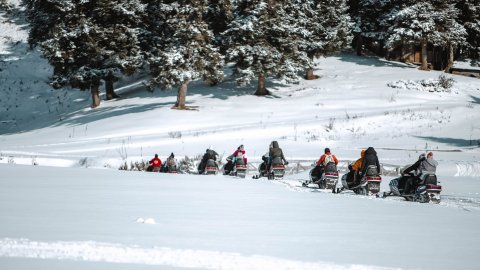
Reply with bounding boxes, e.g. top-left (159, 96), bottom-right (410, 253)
top-left (352, 0), bottom-right (396, 56)
top-left (431, 0), bottom-right (467, 72)
top-left (27, 0), bottom-right (145, 108)
top-left (385, 0), bottom-right (467, 71)
top-left (0, 0), bottom-right (13, 10)
top-left (144, 0), bottom-right (224, 110)
top-left (224, 0), bottom-right (310, 95)
top-left (458, 0), bottom-right (480, 65)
